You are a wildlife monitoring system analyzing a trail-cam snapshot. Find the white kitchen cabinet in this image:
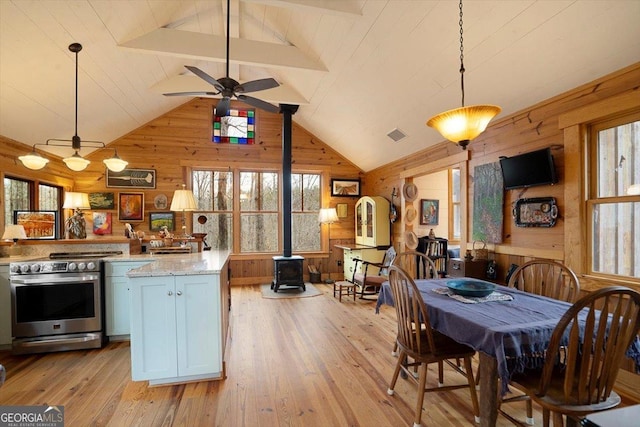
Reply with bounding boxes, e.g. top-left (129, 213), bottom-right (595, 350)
top-left (129, 267), bottom-right (228, 385)
top-left (0, 265), bottom-right (10, 347)
top-left (355, 196), bottom-right (390, 247)
top-left (104, 261), bottom-right (150, 337)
